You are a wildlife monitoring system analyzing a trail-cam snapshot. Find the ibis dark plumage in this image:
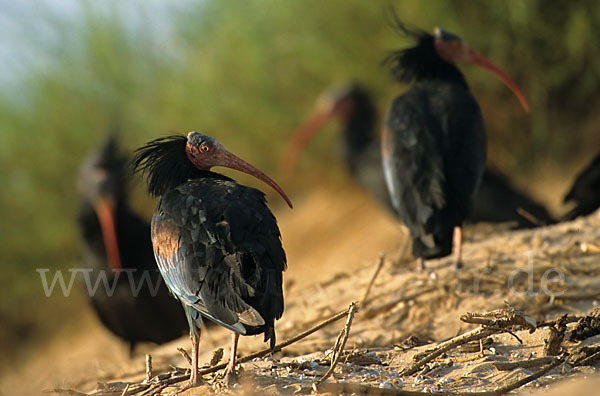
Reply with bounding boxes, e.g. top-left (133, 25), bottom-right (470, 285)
top-left (78, 137), bottom-right (188, 354)
top-left (132, 132), bottom-right (291, 386)
top-left (562, 152), bottom-right (600, 220)
top-left (382, 22), bottom-right (529, 270)
top-left (283, 83), bottom-right (551, 229)
top-left (472, 168), bottom-right (554, 227)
